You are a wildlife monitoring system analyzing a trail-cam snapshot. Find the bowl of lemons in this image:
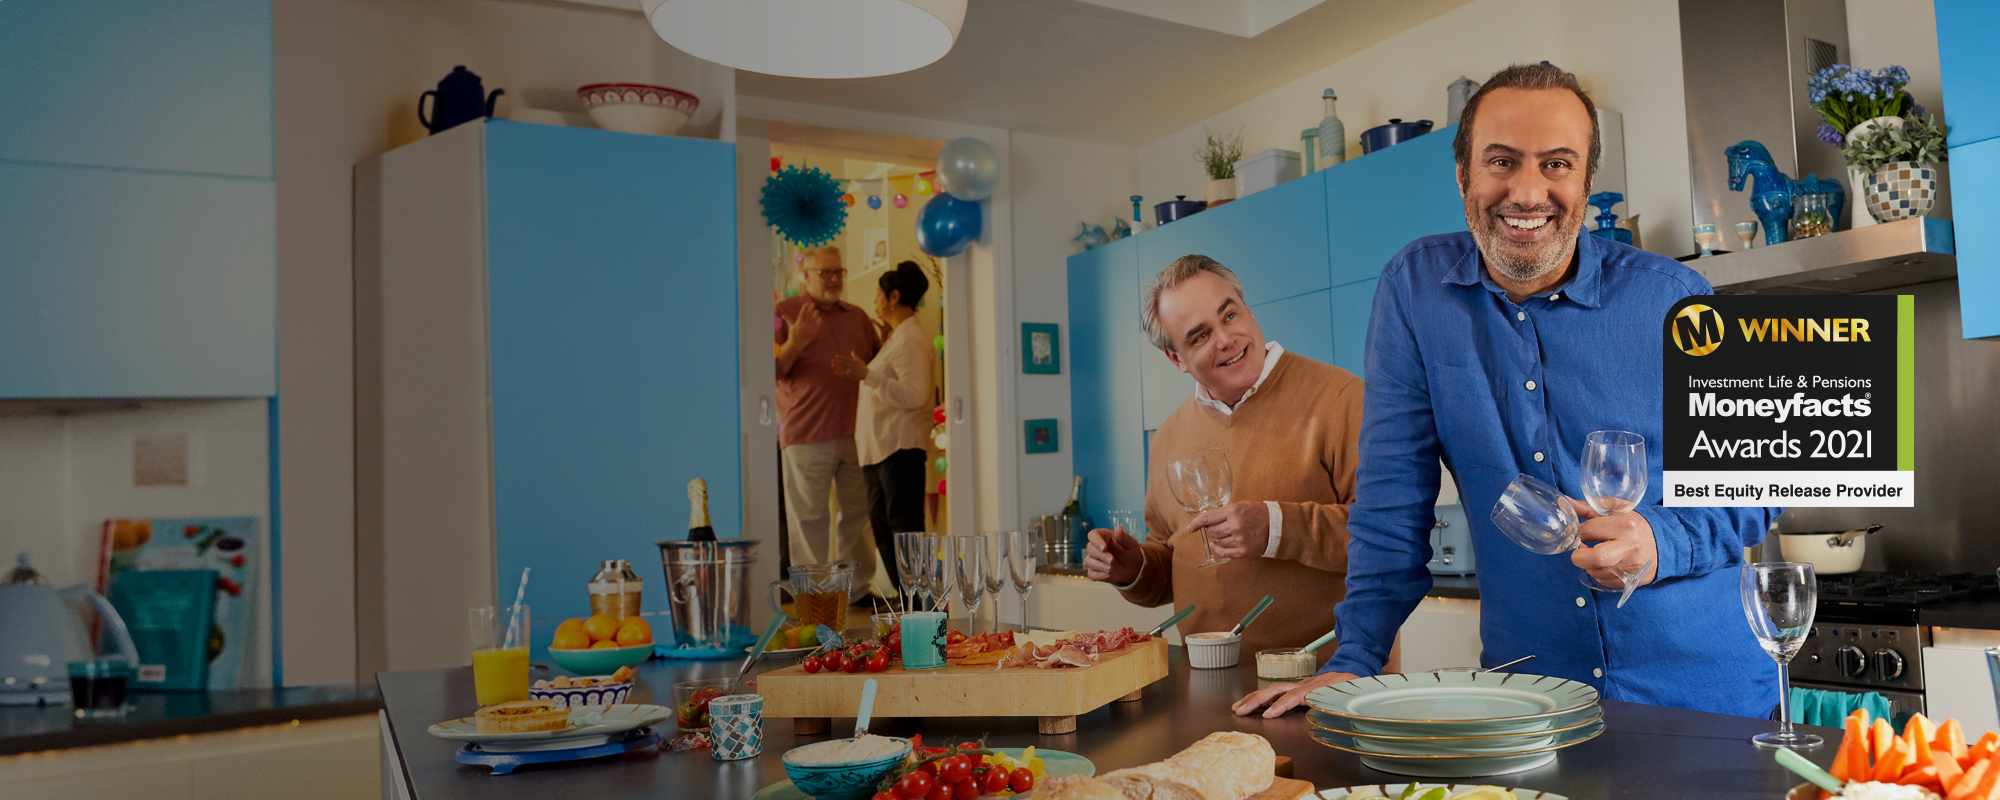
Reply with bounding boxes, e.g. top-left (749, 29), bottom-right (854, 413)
top-left (548, 614), bottom-right (654, 674)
